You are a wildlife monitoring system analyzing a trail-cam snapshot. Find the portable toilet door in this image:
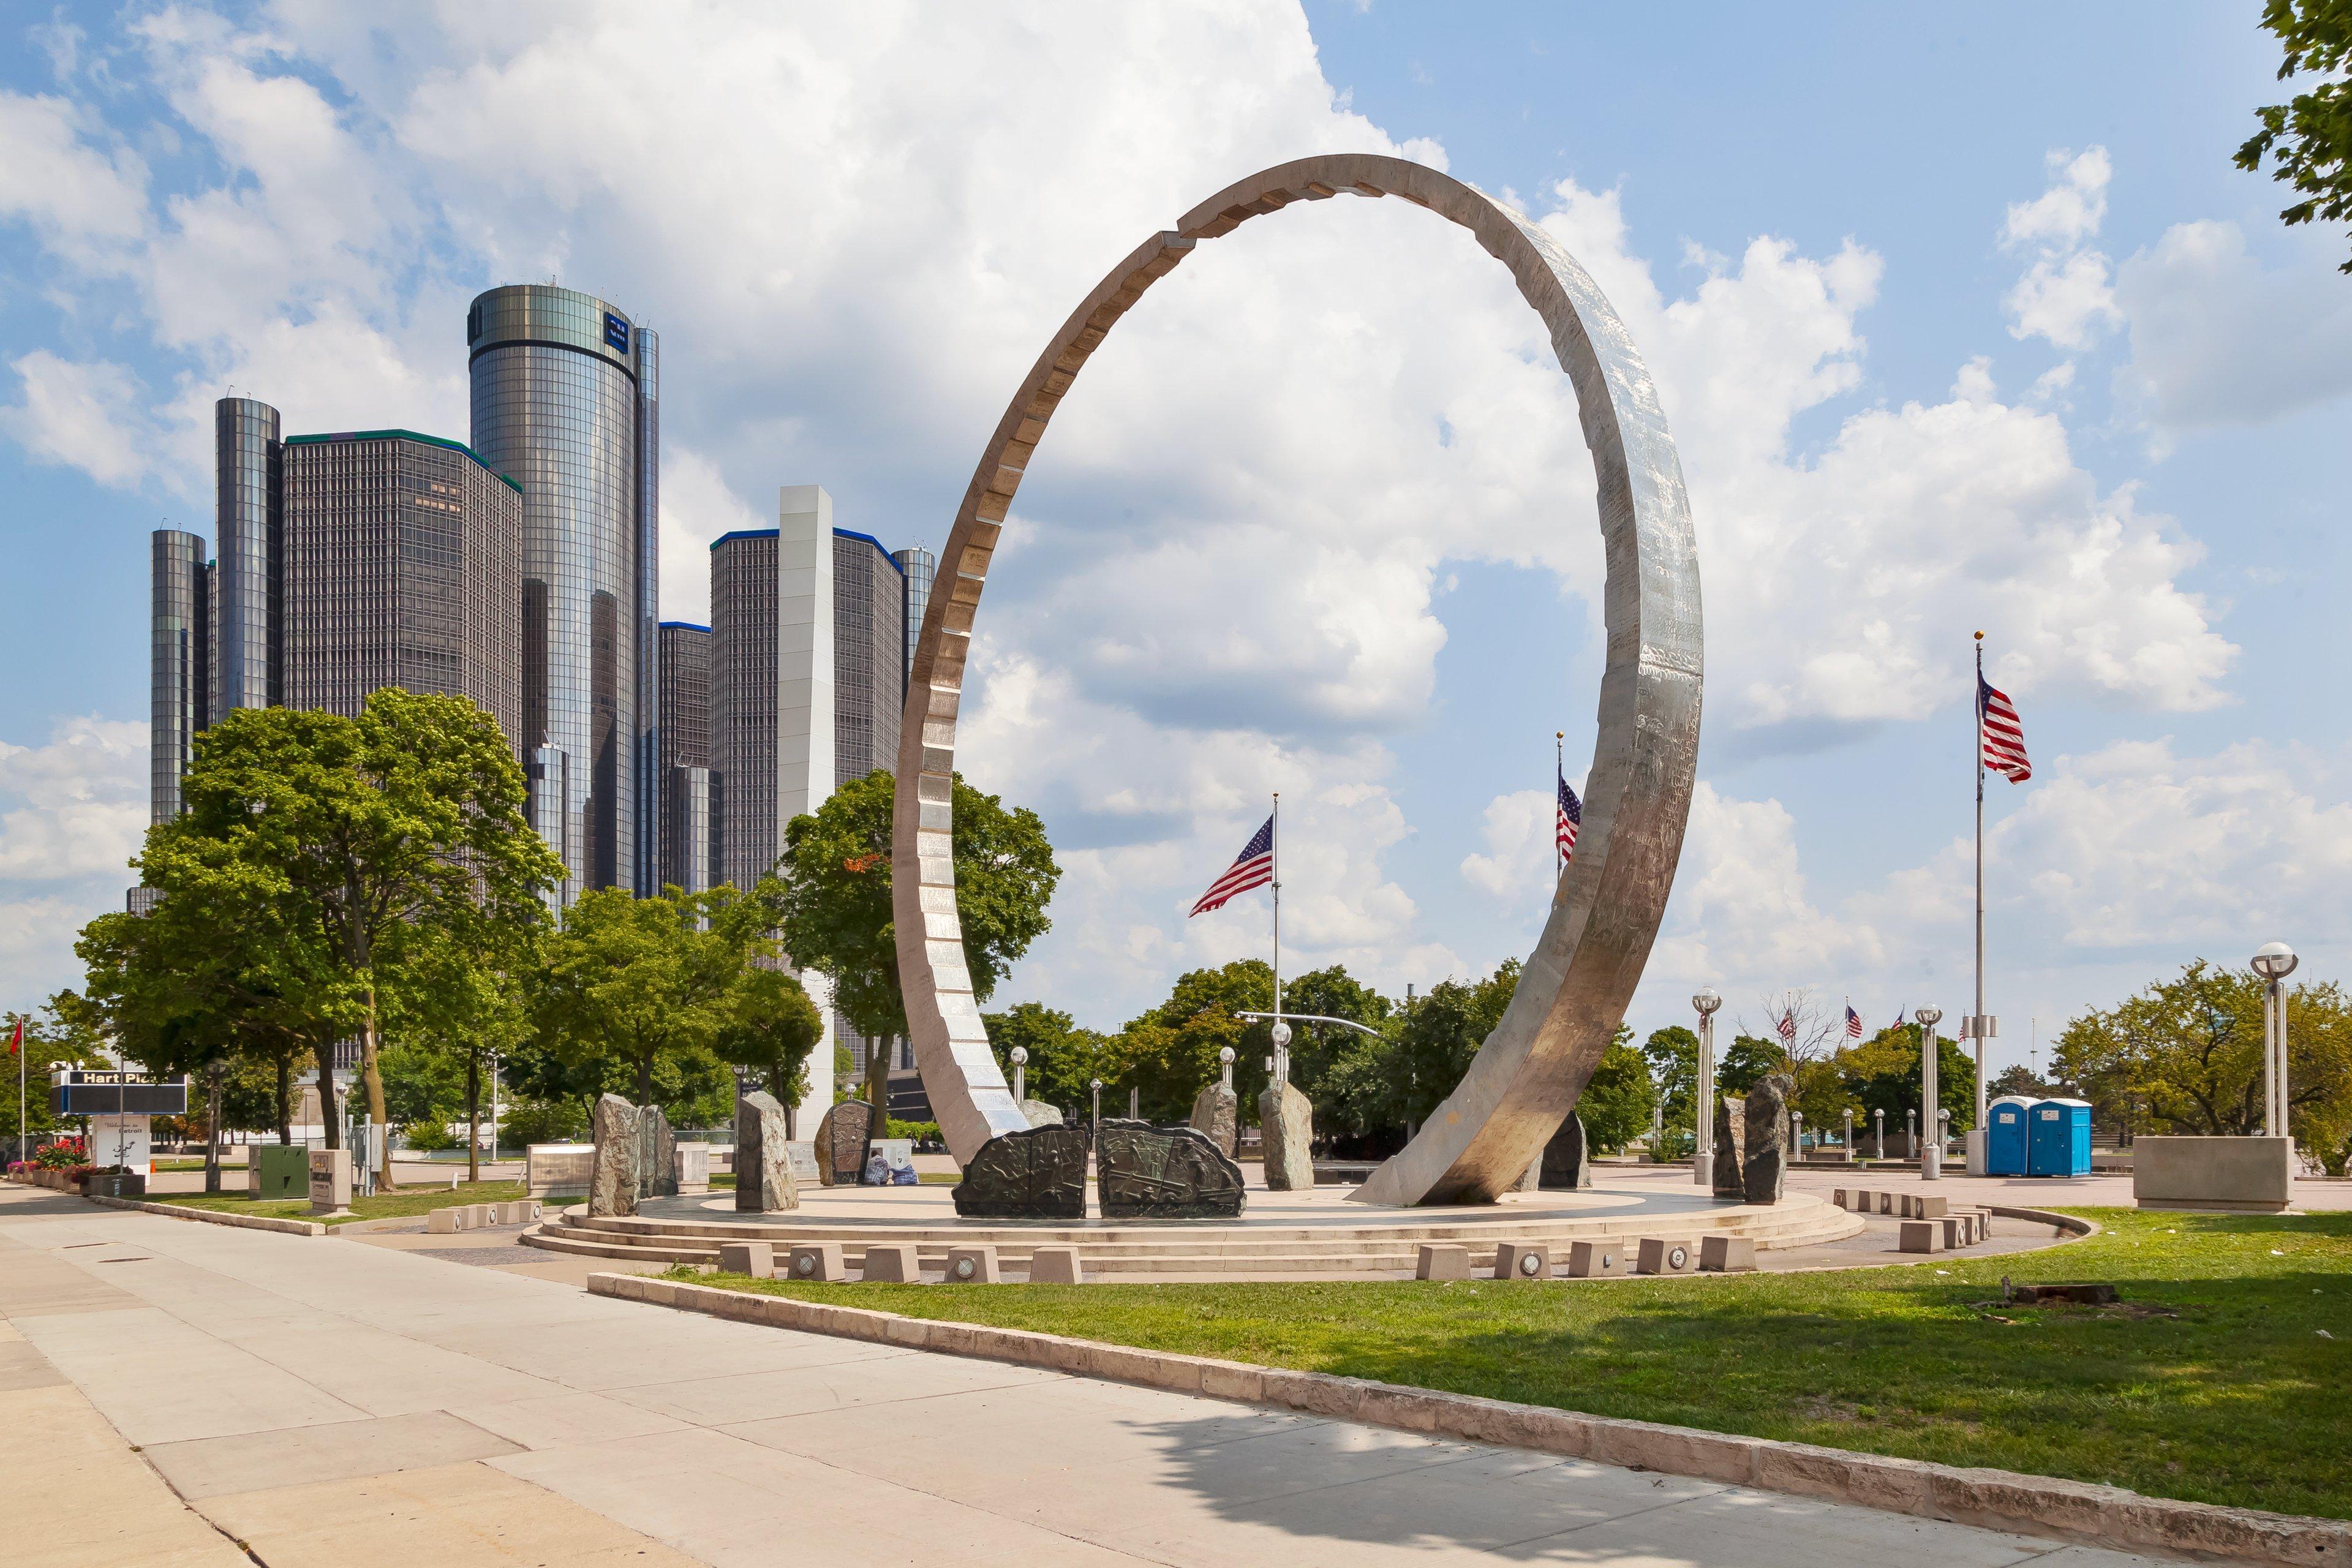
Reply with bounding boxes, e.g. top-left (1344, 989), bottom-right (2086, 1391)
top-left (2027, 1098), bottom-right (2094, 1177)
top-left (1986, 1096), bottom-right (2033, 1176)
